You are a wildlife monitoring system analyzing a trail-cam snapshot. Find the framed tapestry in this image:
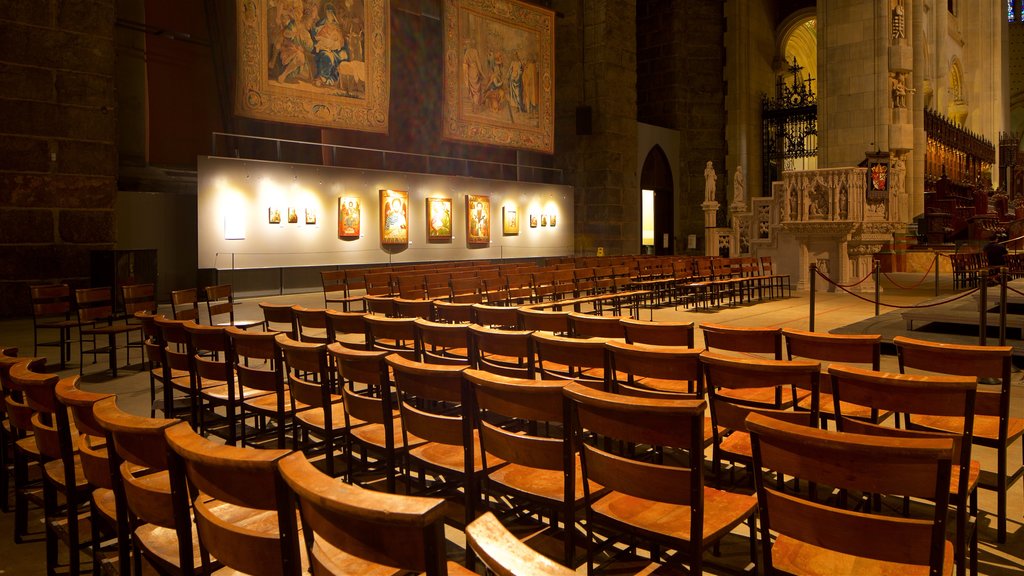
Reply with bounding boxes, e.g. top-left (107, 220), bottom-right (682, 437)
top-left (426, 197), bottom-right (453, 241)
top-left (442, 0), bottom-right (555, 153)
top-left (466, 195), bottom-right (490, 244)
top-left (502, 205), bottom-right (518, 235)
top-left (338, 197), bottom-right (360, 238)
top-left (380, 189), bottom-right (409, 245)
top-left (235, 0), bottom-right (390, 133)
